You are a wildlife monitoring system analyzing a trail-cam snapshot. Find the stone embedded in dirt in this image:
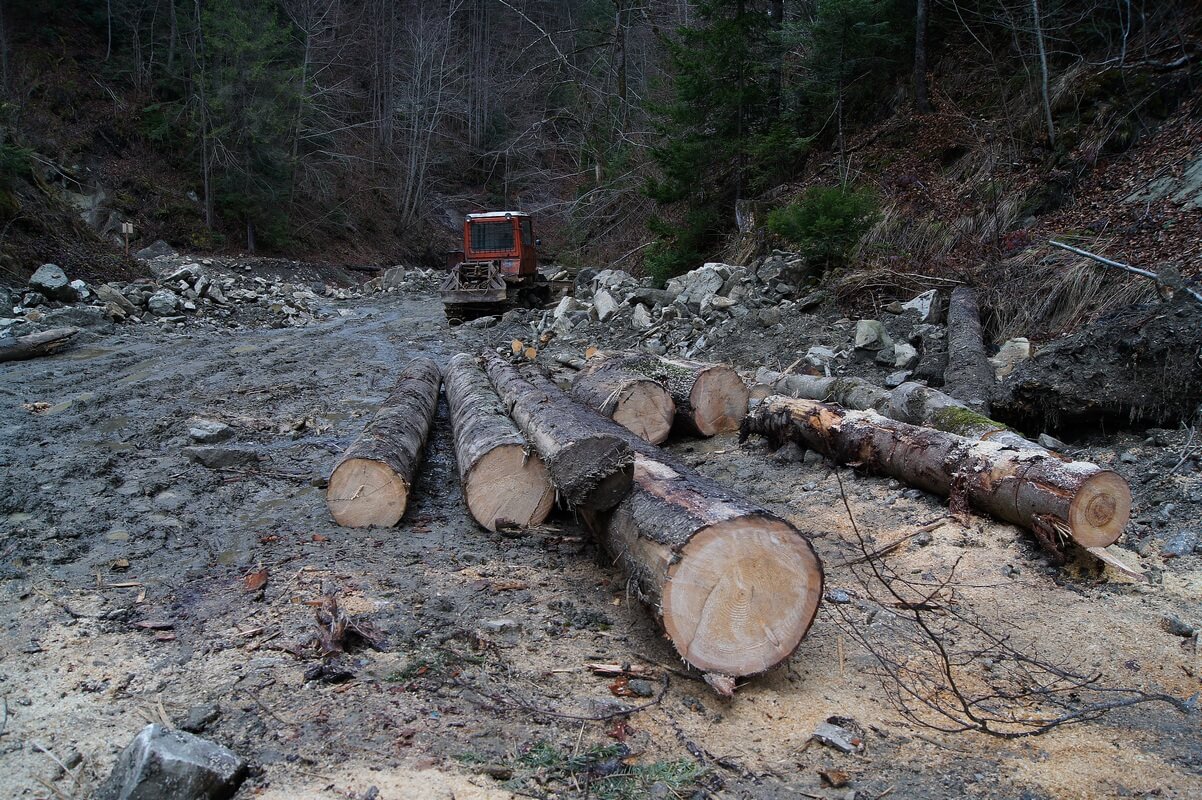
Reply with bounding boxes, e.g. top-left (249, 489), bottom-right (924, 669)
top-left (148, 289), bottom-right (181, 316)
top-left (631, 303), bottom-right (652, 330)
top-left (30, 263), bottom-right (79, 301)
top-left (854, 319), bottom-right (891, 350)
top-left (1160, 615), bottom-right (1196, 638)
top-left (135, 240), bottom-right (176, 260)
top-left (804, 345), bottom-right (837, 367)
top-left (179, 704), bottom-right (221, 734)
top-left (96, 284), bottom-right (139, 318)
top-left (553, 295), bottom-right (578, 320)
top-left (989, 337), bottom-right (1031, 380)
top-left (825, 589), bottom-right (852, 604)
top-left (771, 441), bottom-right (806, 463)
top-left (1160, 530), bottom-right (1198, 558)
top-left (480, 619), bottom-right (520, 634)
top-left (668, 264), bottom-right (724, 307)
top-left (1038, 433), bottom-right (1070, 451)
top-left (69, 279), bottom-right (91, 299)
top-left (884, 370), bottom-right (912, 388)
top-left (812, 717), bottom-right (865, 754)
top-left (93, 723), bottom-right (246, 800)
top-left (893, 342), bottom-right (919, 369)
top-left (628, 287), bottom-right (675, 308)
top-left (165, 264), bottom-right (203, 284)
top-left (188, 420), bottom-right (233, 444)
top-left (382, 266), bottom-right (406, 290)
top-left (183, 446), bottom-right (259, 469)
top-left (626, 679), bottom-right (656, 697)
